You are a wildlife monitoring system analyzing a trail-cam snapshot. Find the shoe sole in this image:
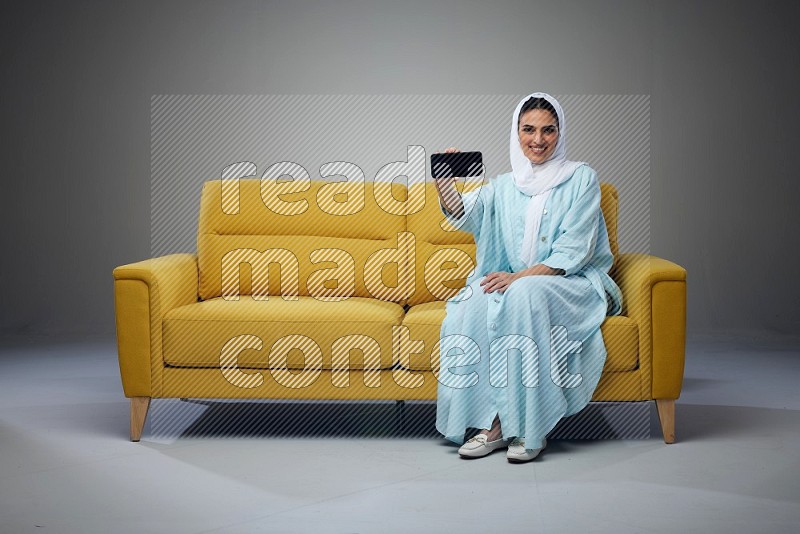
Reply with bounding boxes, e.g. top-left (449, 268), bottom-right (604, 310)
top-left (507, 440), bottom-right (547, 463)
top-left (458, 441), bottom-right (509, 458)
top-left (506, 455), bottom-right (540, 463)
top-left (459, 448), bottom-right (502, 459)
